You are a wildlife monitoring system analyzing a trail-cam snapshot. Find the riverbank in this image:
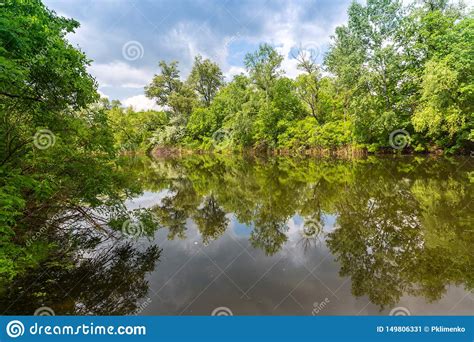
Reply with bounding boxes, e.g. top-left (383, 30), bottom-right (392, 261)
top-left (150, 145), bottom-right (472, 158)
